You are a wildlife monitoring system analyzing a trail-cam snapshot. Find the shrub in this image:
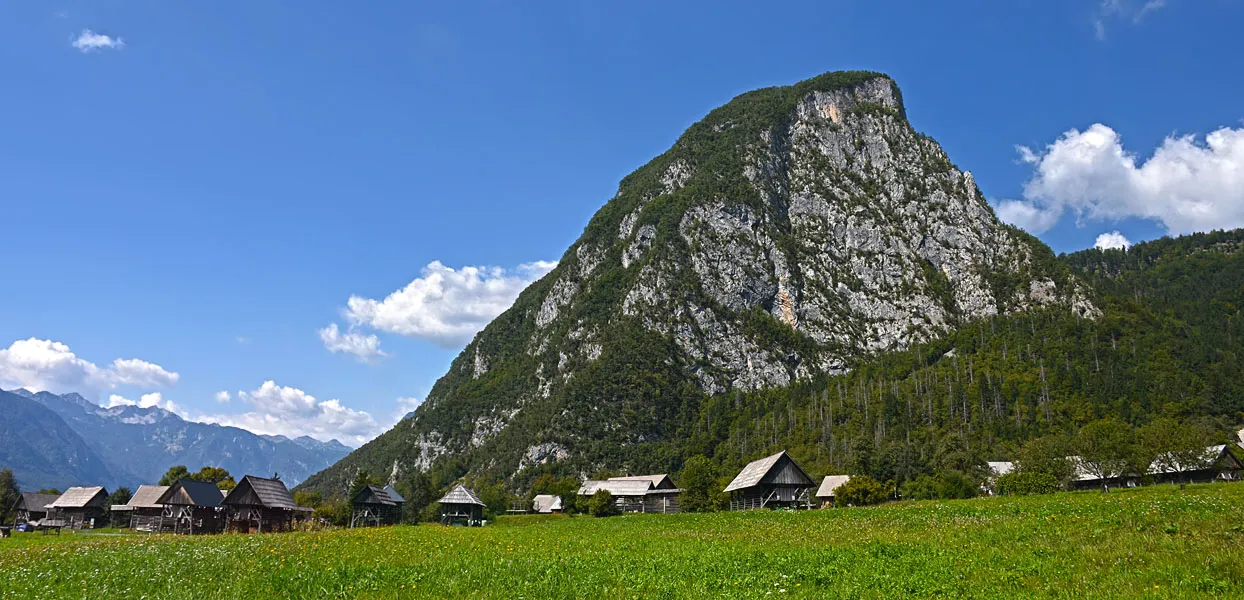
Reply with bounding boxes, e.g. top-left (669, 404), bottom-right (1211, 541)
top-left (901, 472), bottom-right (978, 500)
top-left (836, 475), bottom-right (886, 507)
top-left (996, 471), bottom-right (1061, 496)
top-left (588, 490), bottom-right (619, 517)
